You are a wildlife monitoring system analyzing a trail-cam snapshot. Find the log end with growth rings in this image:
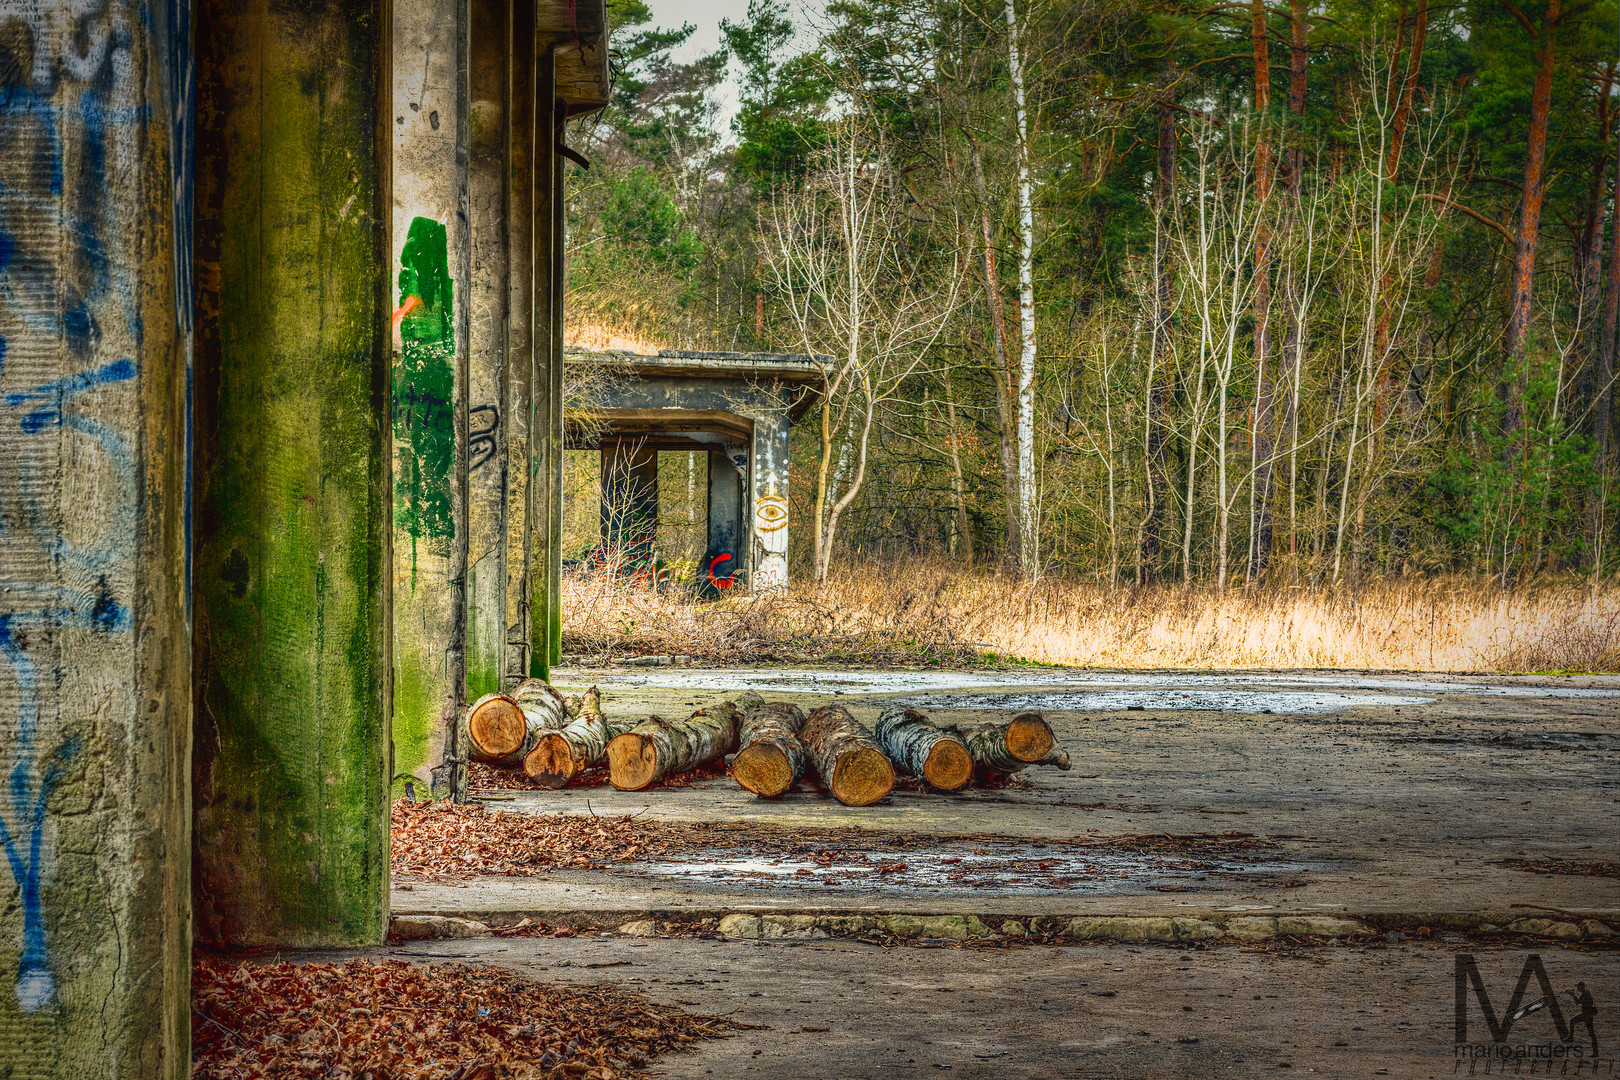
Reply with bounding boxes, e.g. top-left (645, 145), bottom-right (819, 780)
top-left (467, 693), bottom-right (525, 759)
top-left (830, 745), bottom-right (895, 807)
top-left (522, 733), bottom-right (577, 789)
top-left (922, 738), bottom-right (972, 791)
top-left (733, 742), bottom-right (795, 798)
top-left (606, 733), bottom-right (658, 791)
top-left (1005, 712), bottom-right (1055, 762)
